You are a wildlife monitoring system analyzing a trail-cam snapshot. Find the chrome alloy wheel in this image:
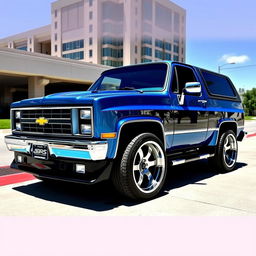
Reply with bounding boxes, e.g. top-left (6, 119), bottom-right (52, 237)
top-left (132, 141), bottom-right (166, 194)
top-left (223, 133), bottom-right (238, 168)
